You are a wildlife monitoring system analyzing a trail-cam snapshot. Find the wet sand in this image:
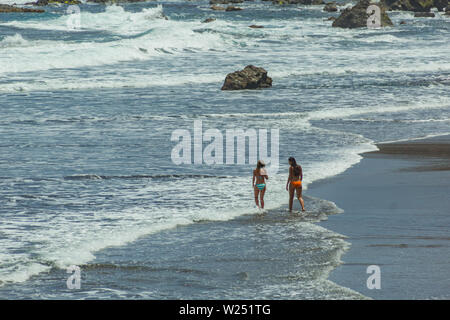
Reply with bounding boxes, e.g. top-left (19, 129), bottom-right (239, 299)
top-left (308, 135), bottom-right (450, 299)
